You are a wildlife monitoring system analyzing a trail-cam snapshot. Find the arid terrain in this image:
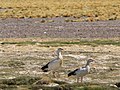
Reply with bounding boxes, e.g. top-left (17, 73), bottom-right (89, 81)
top-left (0, 0), bottom-right (120, 21)
top-left (0, 40), bottom-right (120, 90)
top-left (0, 17), bottom-right (120, 38)
top-left (0, 0), bottom-right (120, 89)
